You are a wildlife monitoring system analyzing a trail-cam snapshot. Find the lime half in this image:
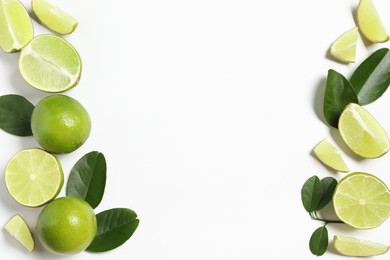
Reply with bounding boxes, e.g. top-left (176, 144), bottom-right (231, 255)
top-left (19, 34), bottom-right (82, 93)
top-left (313, 139), bottom-right (349, 172)
top-left (333, 235), bottom-right (389, 257)
top-left (4, 214), bottom-right (34, 252)
top-left (329, 27), bottom-right (358, 63)
top-left (5, 148), bottom-right (64, 207)
top-left (333, 172), bottom-right (390, 229)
